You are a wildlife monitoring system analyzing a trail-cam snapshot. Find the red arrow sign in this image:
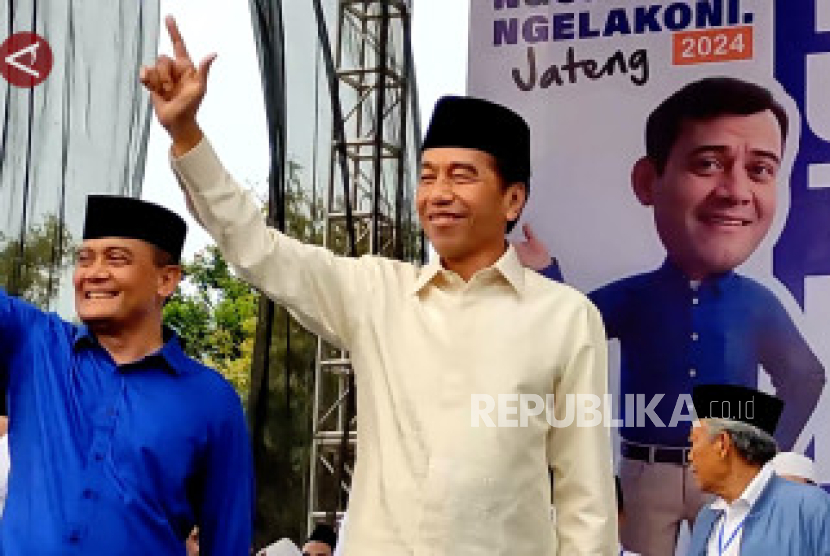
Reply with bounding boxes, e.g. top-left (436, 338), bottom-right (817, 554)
top-left (0, 32), bottom-right (53, 88)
